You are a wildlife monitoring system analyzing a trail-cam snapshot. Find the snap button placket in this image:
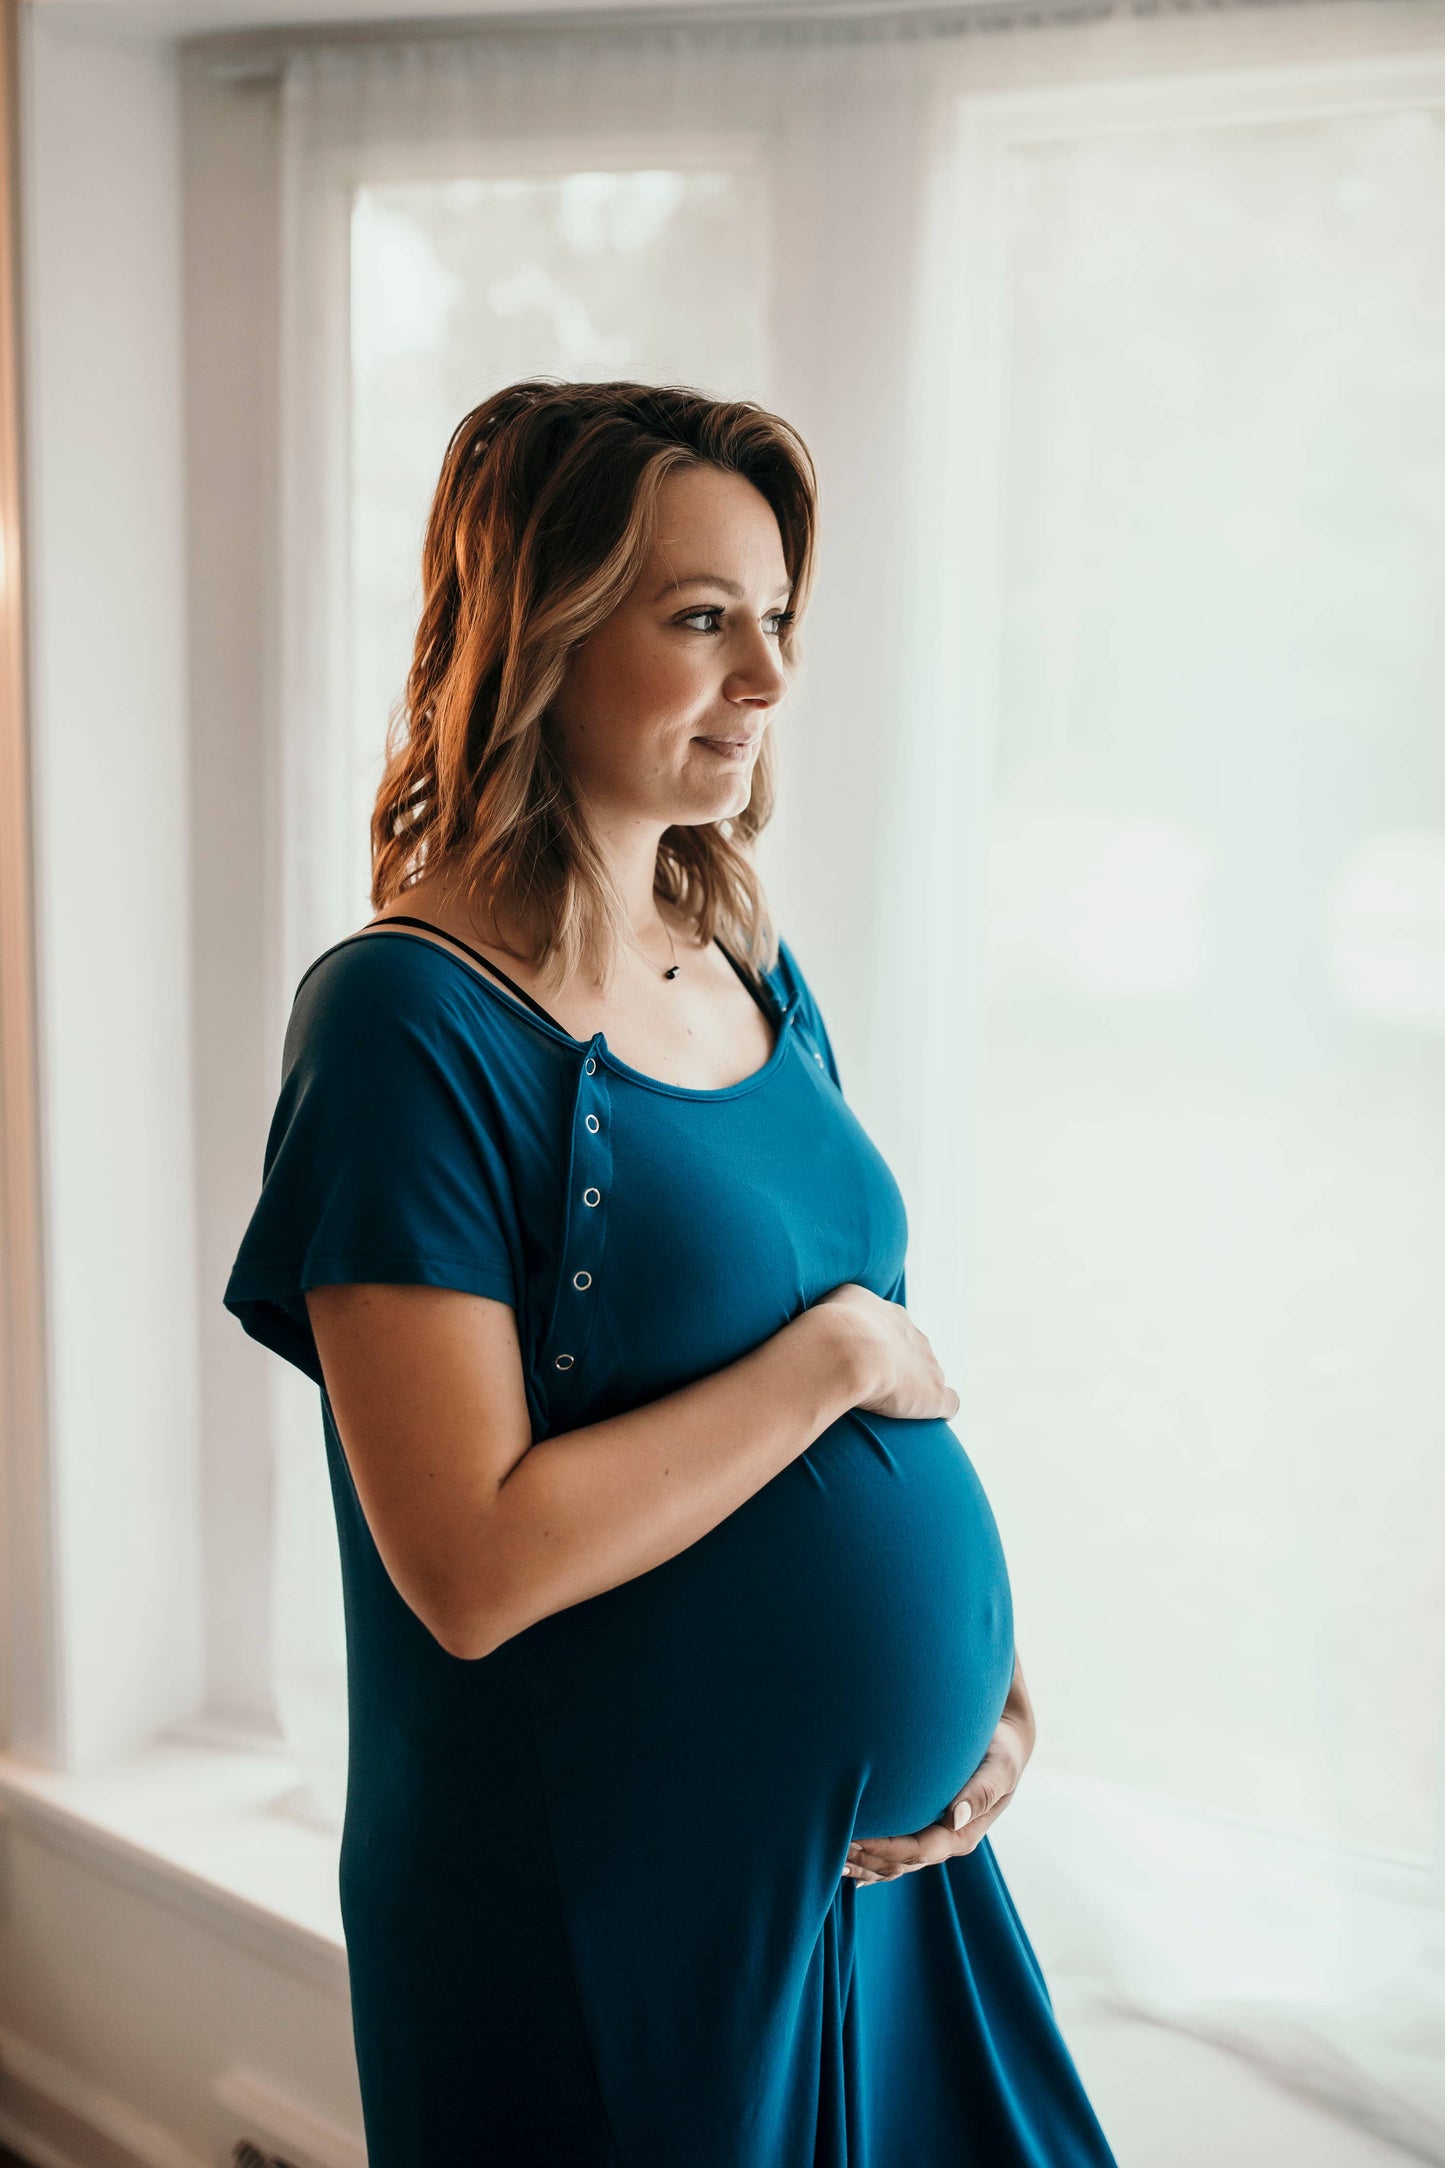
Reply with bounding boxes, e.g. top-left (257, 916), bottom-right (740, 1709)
top-left (547, 1030), bottom-right (611, 1393)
